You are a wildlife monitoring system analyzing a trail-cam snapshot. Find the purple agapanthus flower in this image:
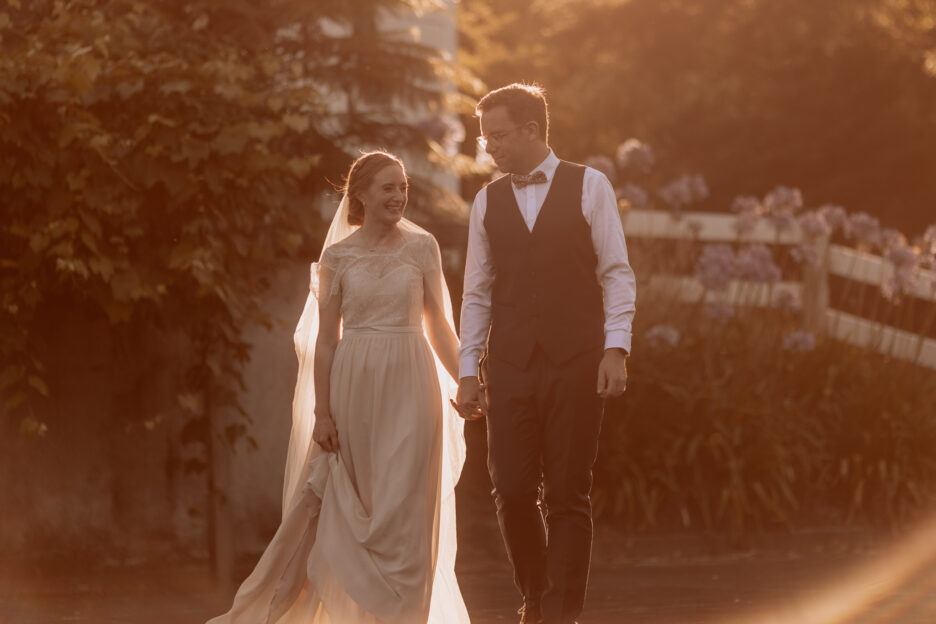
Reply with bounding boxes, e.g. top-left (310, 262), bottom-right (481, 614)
top-left (657, 177), bottom-right (691, 208)
top-left (879, 228), bottom-right (907, 252)
top-left (731, 195), bottom-right (763, 215)
top-left (818, 204), bottom-right (848, 235)
top-left (767, 210), bottom-right (797, 232)
top-left (923, 224), bottom-right (936, 256)
top-left (847, 212), bottom-right (882, 248)
top-left (689, 175), bottom-right (710, 201)
top-left (695, 244), bottom-right (737, 291)
top-left (658, 174), bottom-right (709, 208)
top-left (762, 186), bottom-right (803, 233)
top-left (733, 211), bottom-right (760, 236)
top-left (616, 183), bottom-right (649, 209)
top-left (763, 186), bottom-right (804, 214)
top-left (797, 211), bottom-right (831, 240)
top-left (736, 244), bottom-right (782, 283)
top-left (885, 244), bottom-right (920, 271)
top-left (585, 154), bottom-right (617, 186)
top-left (772, 287), bottom-right (802, 312)
top-left (881, 270), bottom-right (916, 303)
top-left (782, 330), bottom-right (816, 352)
top-left (704, 301), bottom-right (735, 323)
top-left (790, 243), bottom-right (820, 267)
top-left (645, 324), bottom-right (681, 349)
top-left (616, 139), bottom-right (655, 173)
